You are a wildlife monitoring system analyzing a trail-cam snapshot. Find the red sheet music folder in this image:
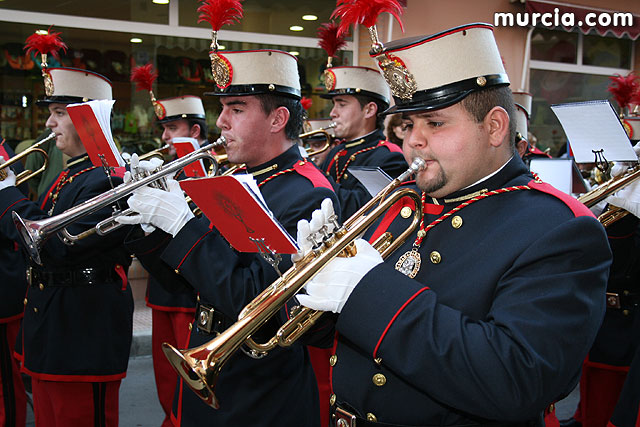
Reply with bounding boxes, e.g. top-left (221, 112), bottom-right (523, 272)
top-left (66, 101), bottom-right (124, 168)
top-left (173, 138), bottom-right (207, 178)
top-left (179, 176), bottom-right (298, 254)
